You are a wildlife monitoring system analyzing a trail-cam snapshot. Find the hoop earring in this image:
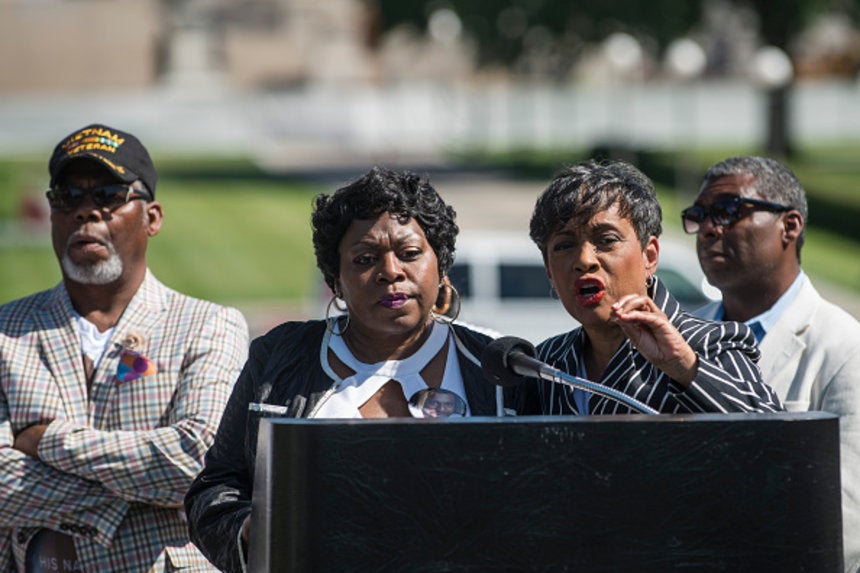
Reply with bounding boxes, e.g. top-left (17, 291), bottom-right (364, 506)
top-left (433, 279), bottom-right (451, 316)
top-left (432, 280), bottom-right (460, 324)
top-left (645, 274), bottom-right (655, 288)
top-left (325, 295), bottom-right (349, 335)
top-left (549, 285), bottom-right (559, 300)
